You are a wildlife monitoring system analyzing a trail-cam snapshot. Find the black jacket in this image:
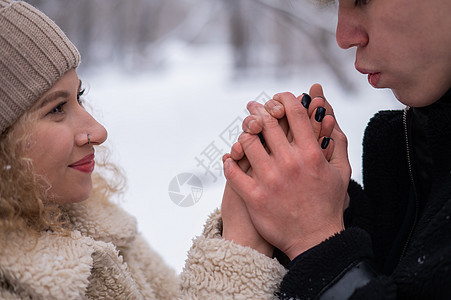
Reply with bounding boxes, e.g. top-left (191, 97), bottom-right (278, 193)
top-left (278, 89), bottom-right (451, 299)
